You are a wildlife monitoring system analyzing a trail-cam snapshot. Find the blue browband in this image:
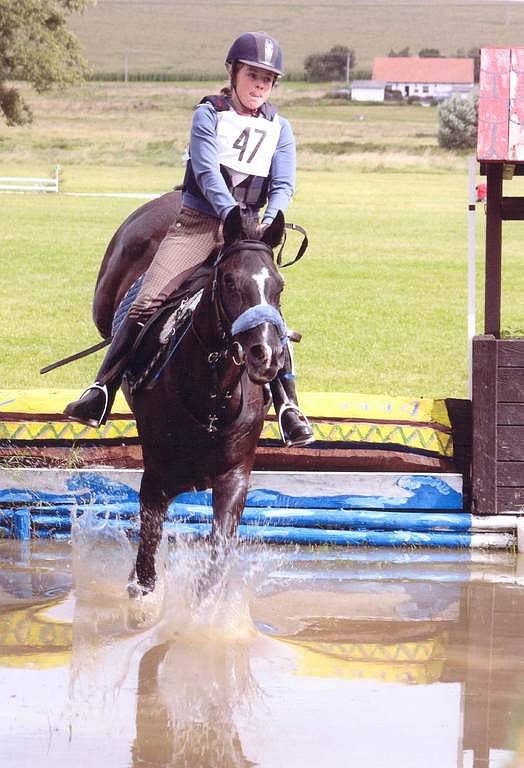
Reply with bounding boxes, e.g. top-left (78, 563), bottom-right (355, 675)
top-left (231, 304), bottom-right (287, 343)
